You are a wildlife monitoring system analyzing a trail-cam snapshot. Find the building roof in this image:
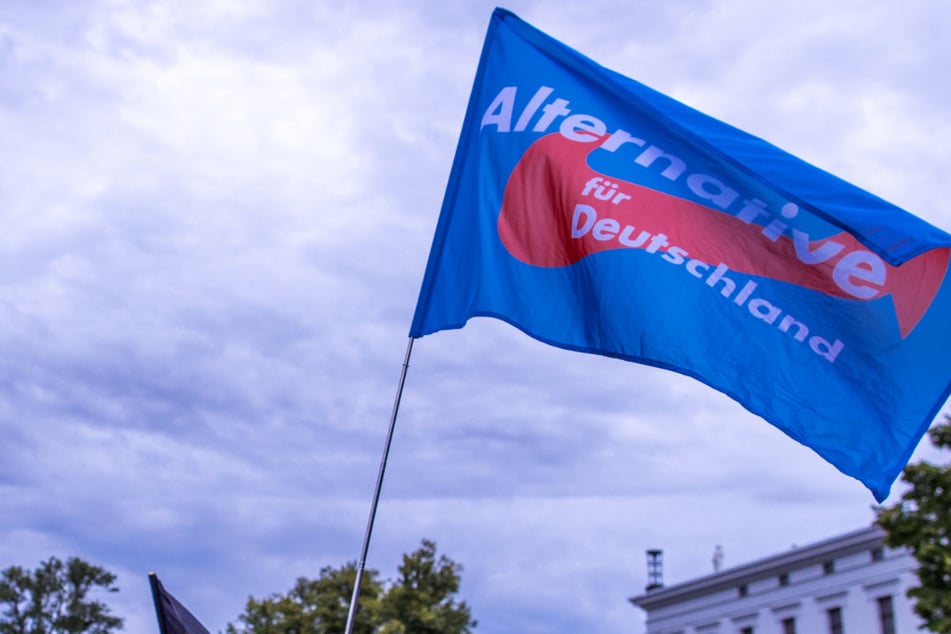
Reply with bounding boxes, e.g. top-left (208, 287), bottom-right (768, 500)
top-left (629, 524), bottom-right (887, 611)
